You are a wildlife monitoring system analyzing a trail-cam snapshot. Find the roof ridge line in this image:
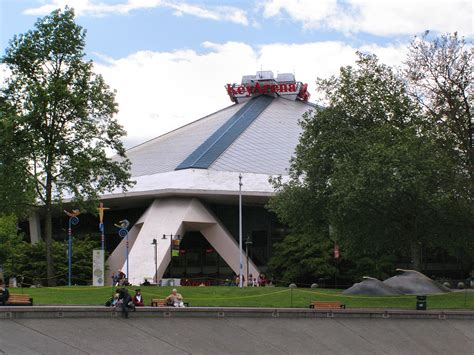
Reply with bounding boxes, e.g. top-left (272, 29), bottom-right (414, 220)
top-left (182, 97), bottom-right (261, 167)
top-left (175, 95), bottom-right (274, 170)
